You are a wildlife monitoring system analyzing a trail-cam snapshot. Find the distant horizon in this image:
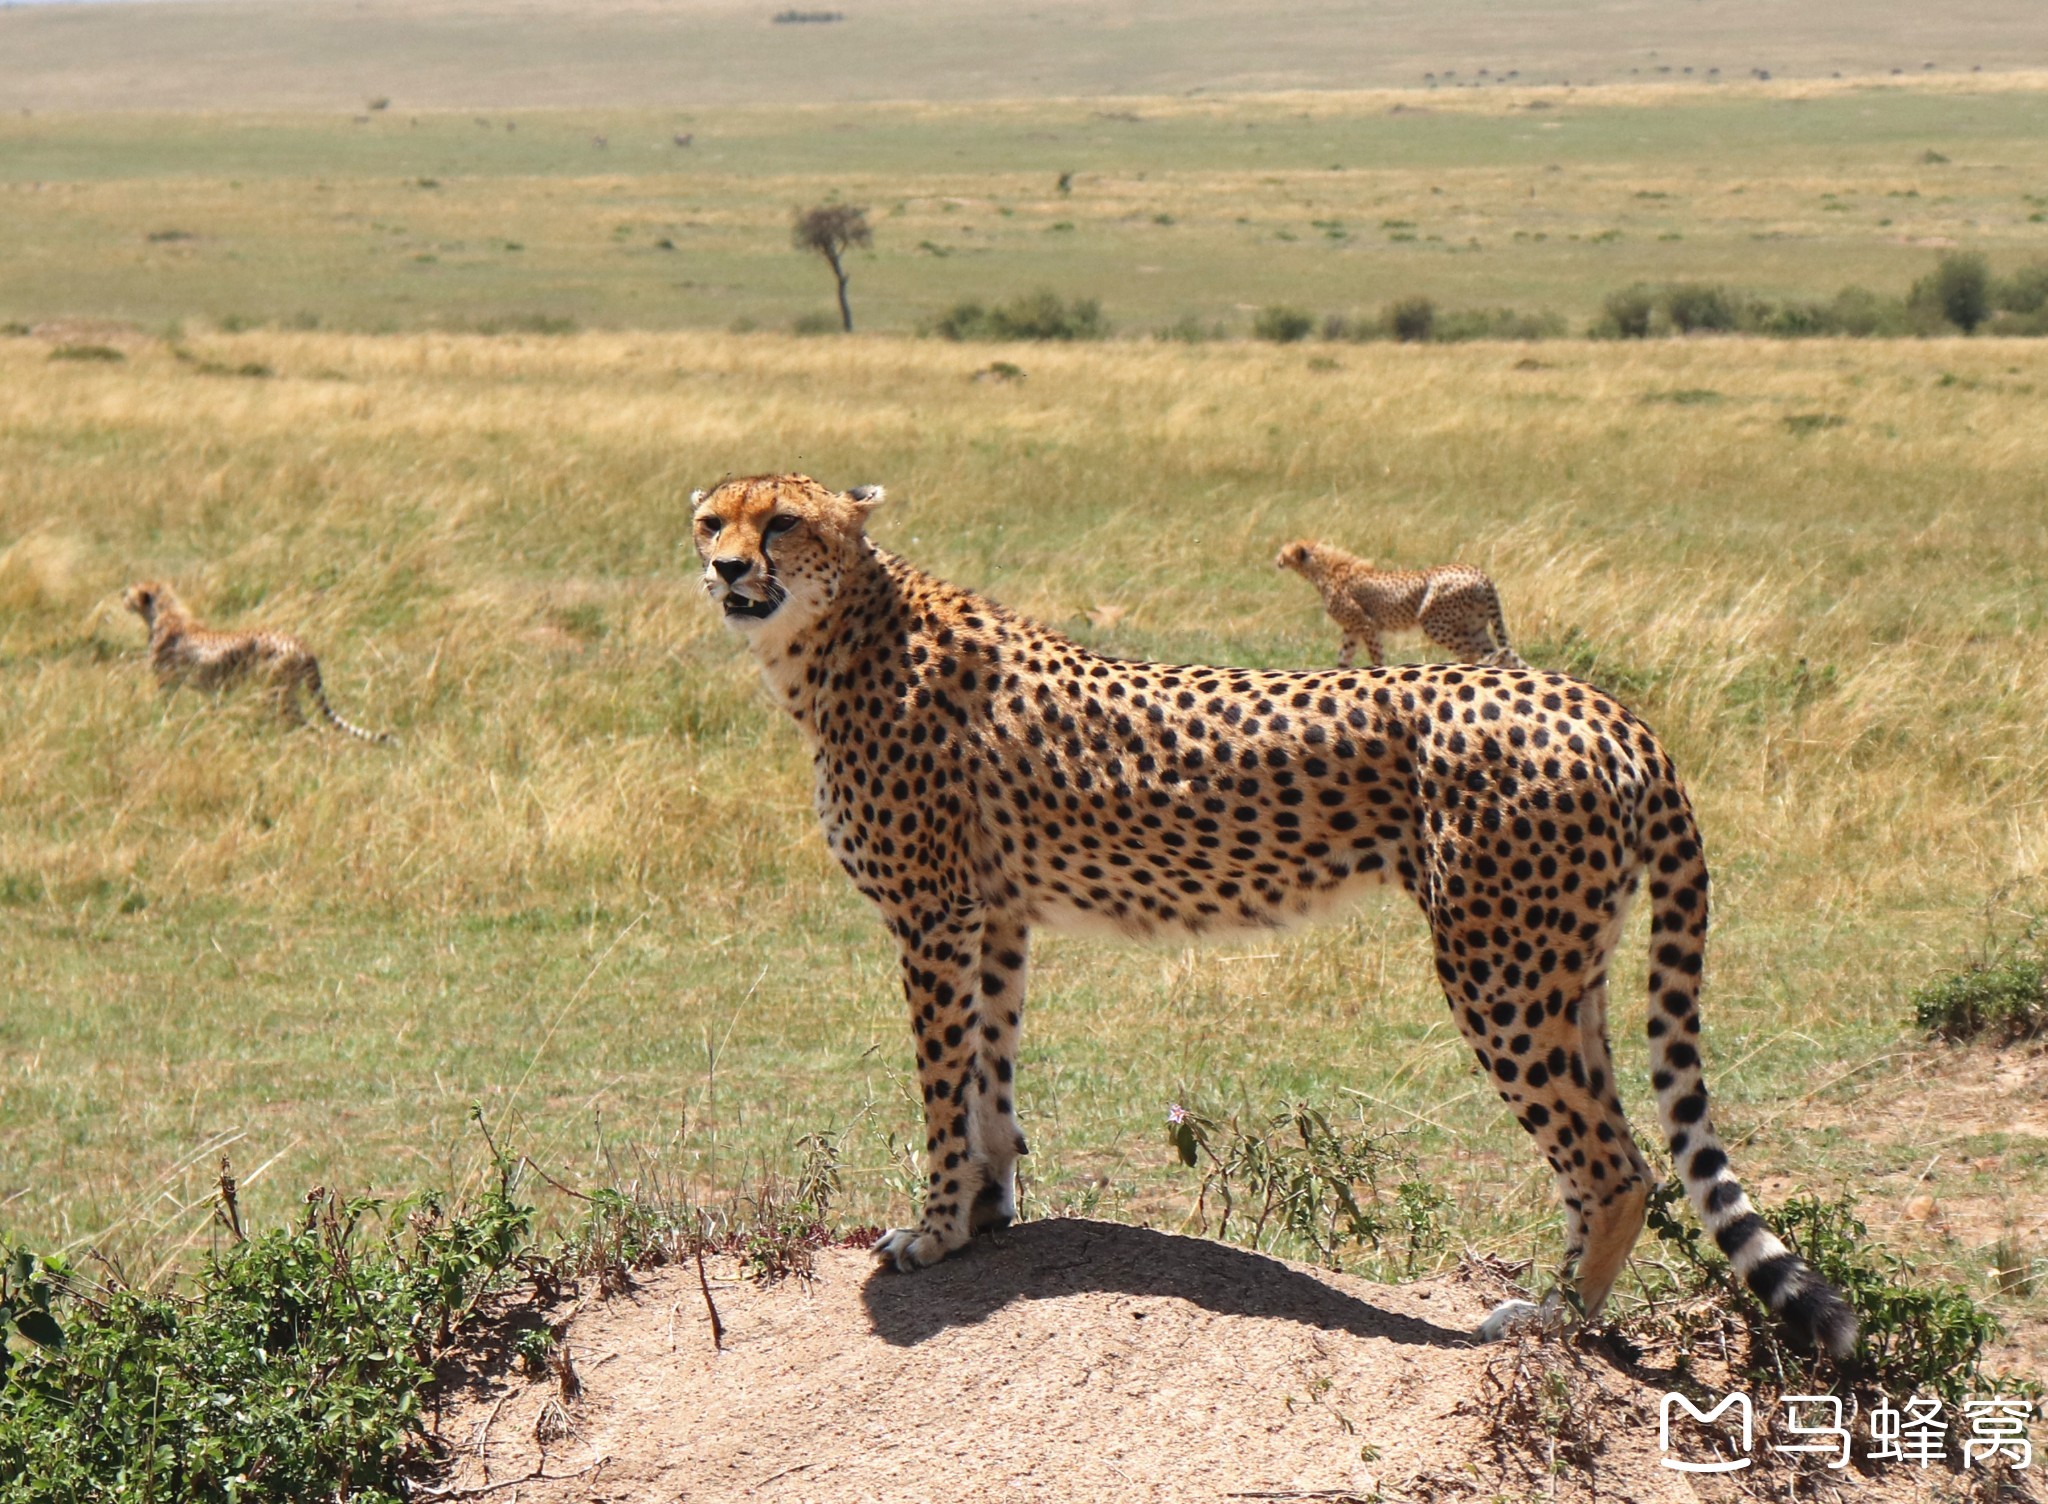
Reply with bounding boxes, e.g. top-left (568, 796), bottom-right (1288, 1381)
top-left (4, 0), bottom-right (2043, 113)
